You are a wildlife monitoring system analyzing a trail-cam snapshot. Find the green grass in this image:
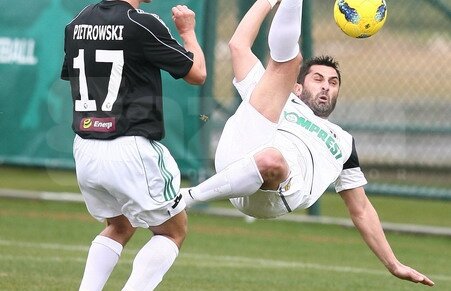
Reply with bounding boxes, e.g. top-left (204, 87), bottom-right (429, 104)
top-left (1, 198), bottom-right (450, 291)
top-left (0, 166), bottom-right (79, 192)
top-left (1, 165), bottom-right (450, 290)
top-left (1, 165), bottom-right (451, 228)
